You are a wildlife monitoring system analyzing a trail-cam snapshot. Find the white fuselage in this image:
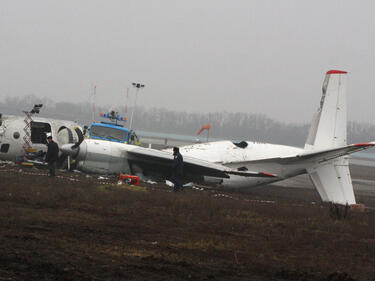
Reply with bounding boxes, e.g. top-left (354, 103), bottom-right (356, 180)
top-left (0, 115), bottom-right (80, 161)
top-left (176, 141), bottom-right (306, 188)
top-left (67, 137), bottom-right (310, 188)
